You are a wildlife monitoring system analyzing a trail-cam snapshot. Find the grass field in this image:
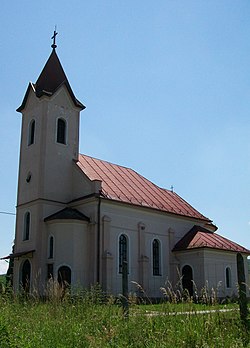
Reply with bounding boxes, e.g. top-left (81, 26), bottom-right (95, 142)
top-left (0, 285), bottom-right (249, 348)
